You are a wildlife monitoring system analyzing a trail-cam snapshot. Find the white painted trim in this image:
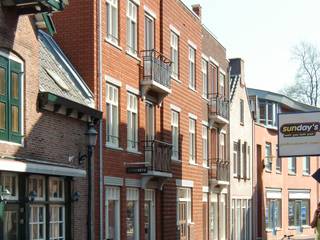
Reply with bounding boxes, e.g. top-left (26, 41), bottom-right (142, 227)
top-left (130, 0), bottom-right (140, 6)
top-left (104, 176), bottom-right (124, 186)
top-left (266, 189), bottom-right (282, 199)
top-left (176, 179), bottom-right (194, 188)
top-left (126, 84), bottom-right (140, 95)
top-left (202, 120), bottom-right (209, 126)
top-left (188, 40), bottom-right (197, 50)
top-left (220, 69), bottom-right (226, 76)
top-left (209, 56), bottom-right (219, 67)
top-left (201, 53), bottom-right (209, 61)
top-left (188, 113), bottom-right (197, 120)
top-left (288, 189), bottom-right (310, 199)
top-left (0, 158), bottom-right (86, 177)
top-left (202, 186), bottom-right (209, 193)
top-left (144, 5), bottom-right (157, 19)
top-left (169, 24), bottom-right (180, 36)
top-left (105, 75), bottom-right (122, 87)
top-left (170, 104), bottom-right (181, 112)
